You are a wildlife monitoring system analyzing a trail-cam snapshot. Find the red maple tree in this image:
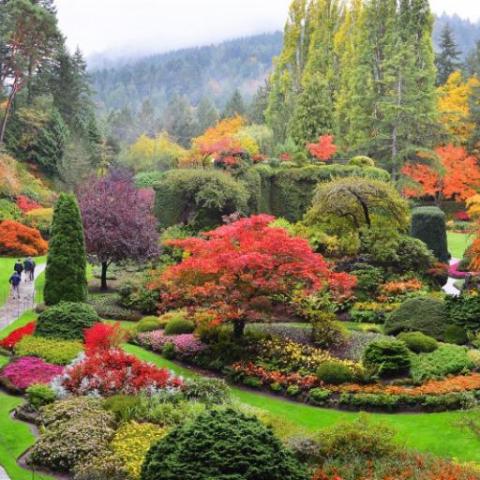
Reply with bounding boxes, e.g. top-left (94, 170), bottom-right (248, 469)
top-left (402, 145), bottom-right (480, 202)
top-left (155, 215), bottom-right (356, 337)
top-left (307, 135), bottom-right (337, 162)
